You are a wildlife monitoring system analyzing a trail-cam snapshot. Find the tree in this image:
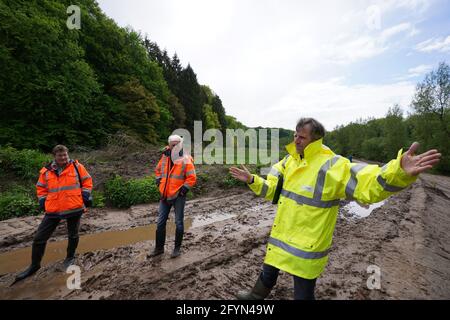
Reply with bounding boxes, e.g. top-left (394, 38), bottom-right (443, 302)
top-left (168, 94), bottom-right (186, 130)
top-left (412, 62), bottom-right (450, 120)
top-left (0, 0), bottom-right (102, 149)
top-left (383, 105), bottom-right (408, 161)
top-left (212, 95), bottom-right (227, 132)
top-left (178, 64), bottom-right (203, 130)
top-left (111, 79), bottom-right (160, 143)
top-left (411, 62), bottom-right (450, 173)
